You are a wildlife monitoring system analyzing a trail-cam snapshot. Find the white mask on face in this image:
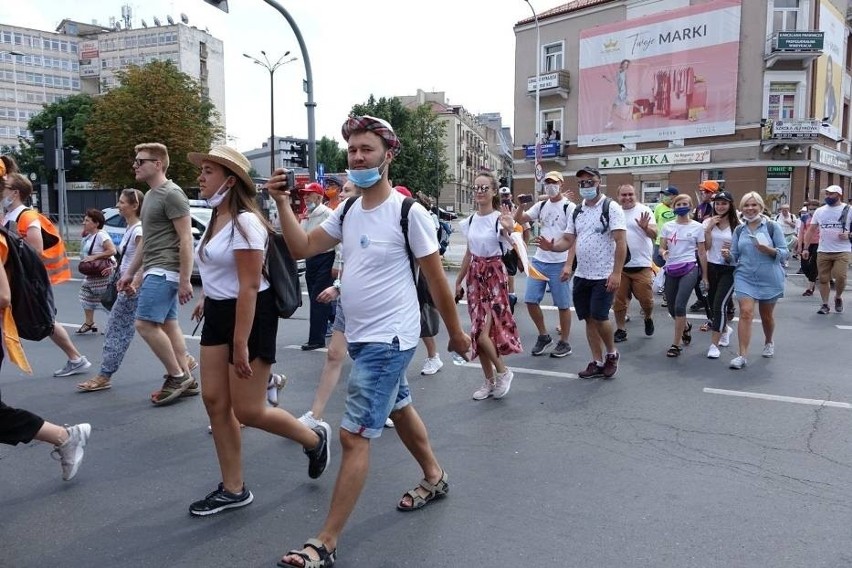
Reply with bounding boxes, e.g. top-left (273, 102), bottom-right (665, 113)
top-left (742, 213), bottom-right (760, 223)
top-left (544, 183), bottom-right (560, 197)
top-left (2, 196), bottom-right (13, 210)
